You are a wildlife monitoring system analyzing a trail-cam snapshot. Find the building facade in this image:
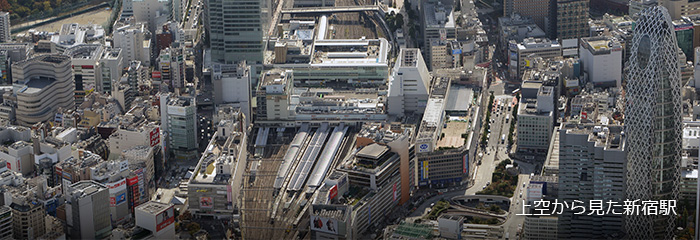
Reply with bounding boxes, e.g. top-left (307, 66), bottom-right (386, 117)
top-left (12, 55), bottom-right (75, 127)
top-left (625, 6), bottom-right (682, 239)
